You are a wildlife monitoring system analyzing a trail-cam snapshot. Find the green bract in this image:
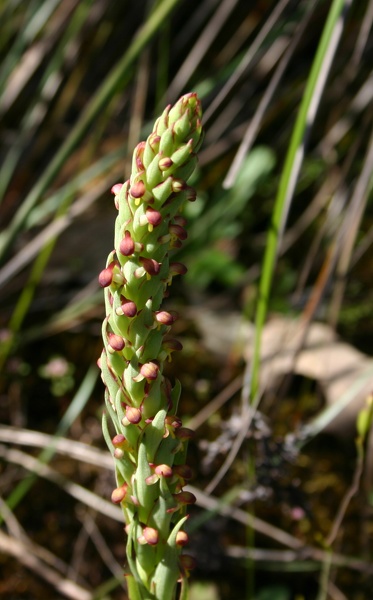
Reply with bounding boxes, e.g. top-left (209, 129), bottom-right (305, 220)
top-left (99, 93), bottom-right (203, 600)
